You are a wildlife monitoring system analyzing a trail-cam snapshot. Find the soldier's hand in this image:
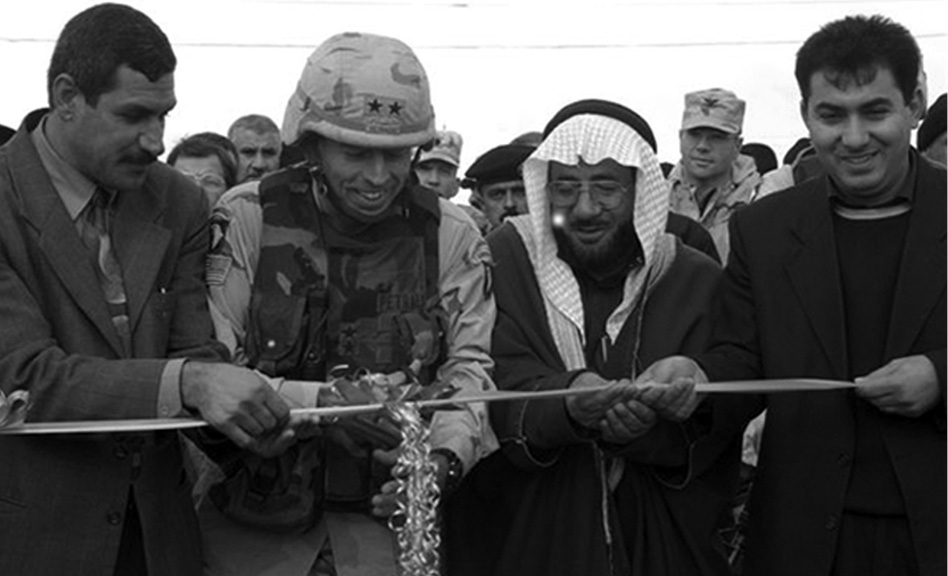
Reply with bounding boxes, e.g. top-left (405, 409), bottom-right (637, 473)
top-left (370, 448), bottom-right (401, 518)
top-left (181, 362), bottom-right (290, 449)
top-left (855, 355), bottom-right (941, 418)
